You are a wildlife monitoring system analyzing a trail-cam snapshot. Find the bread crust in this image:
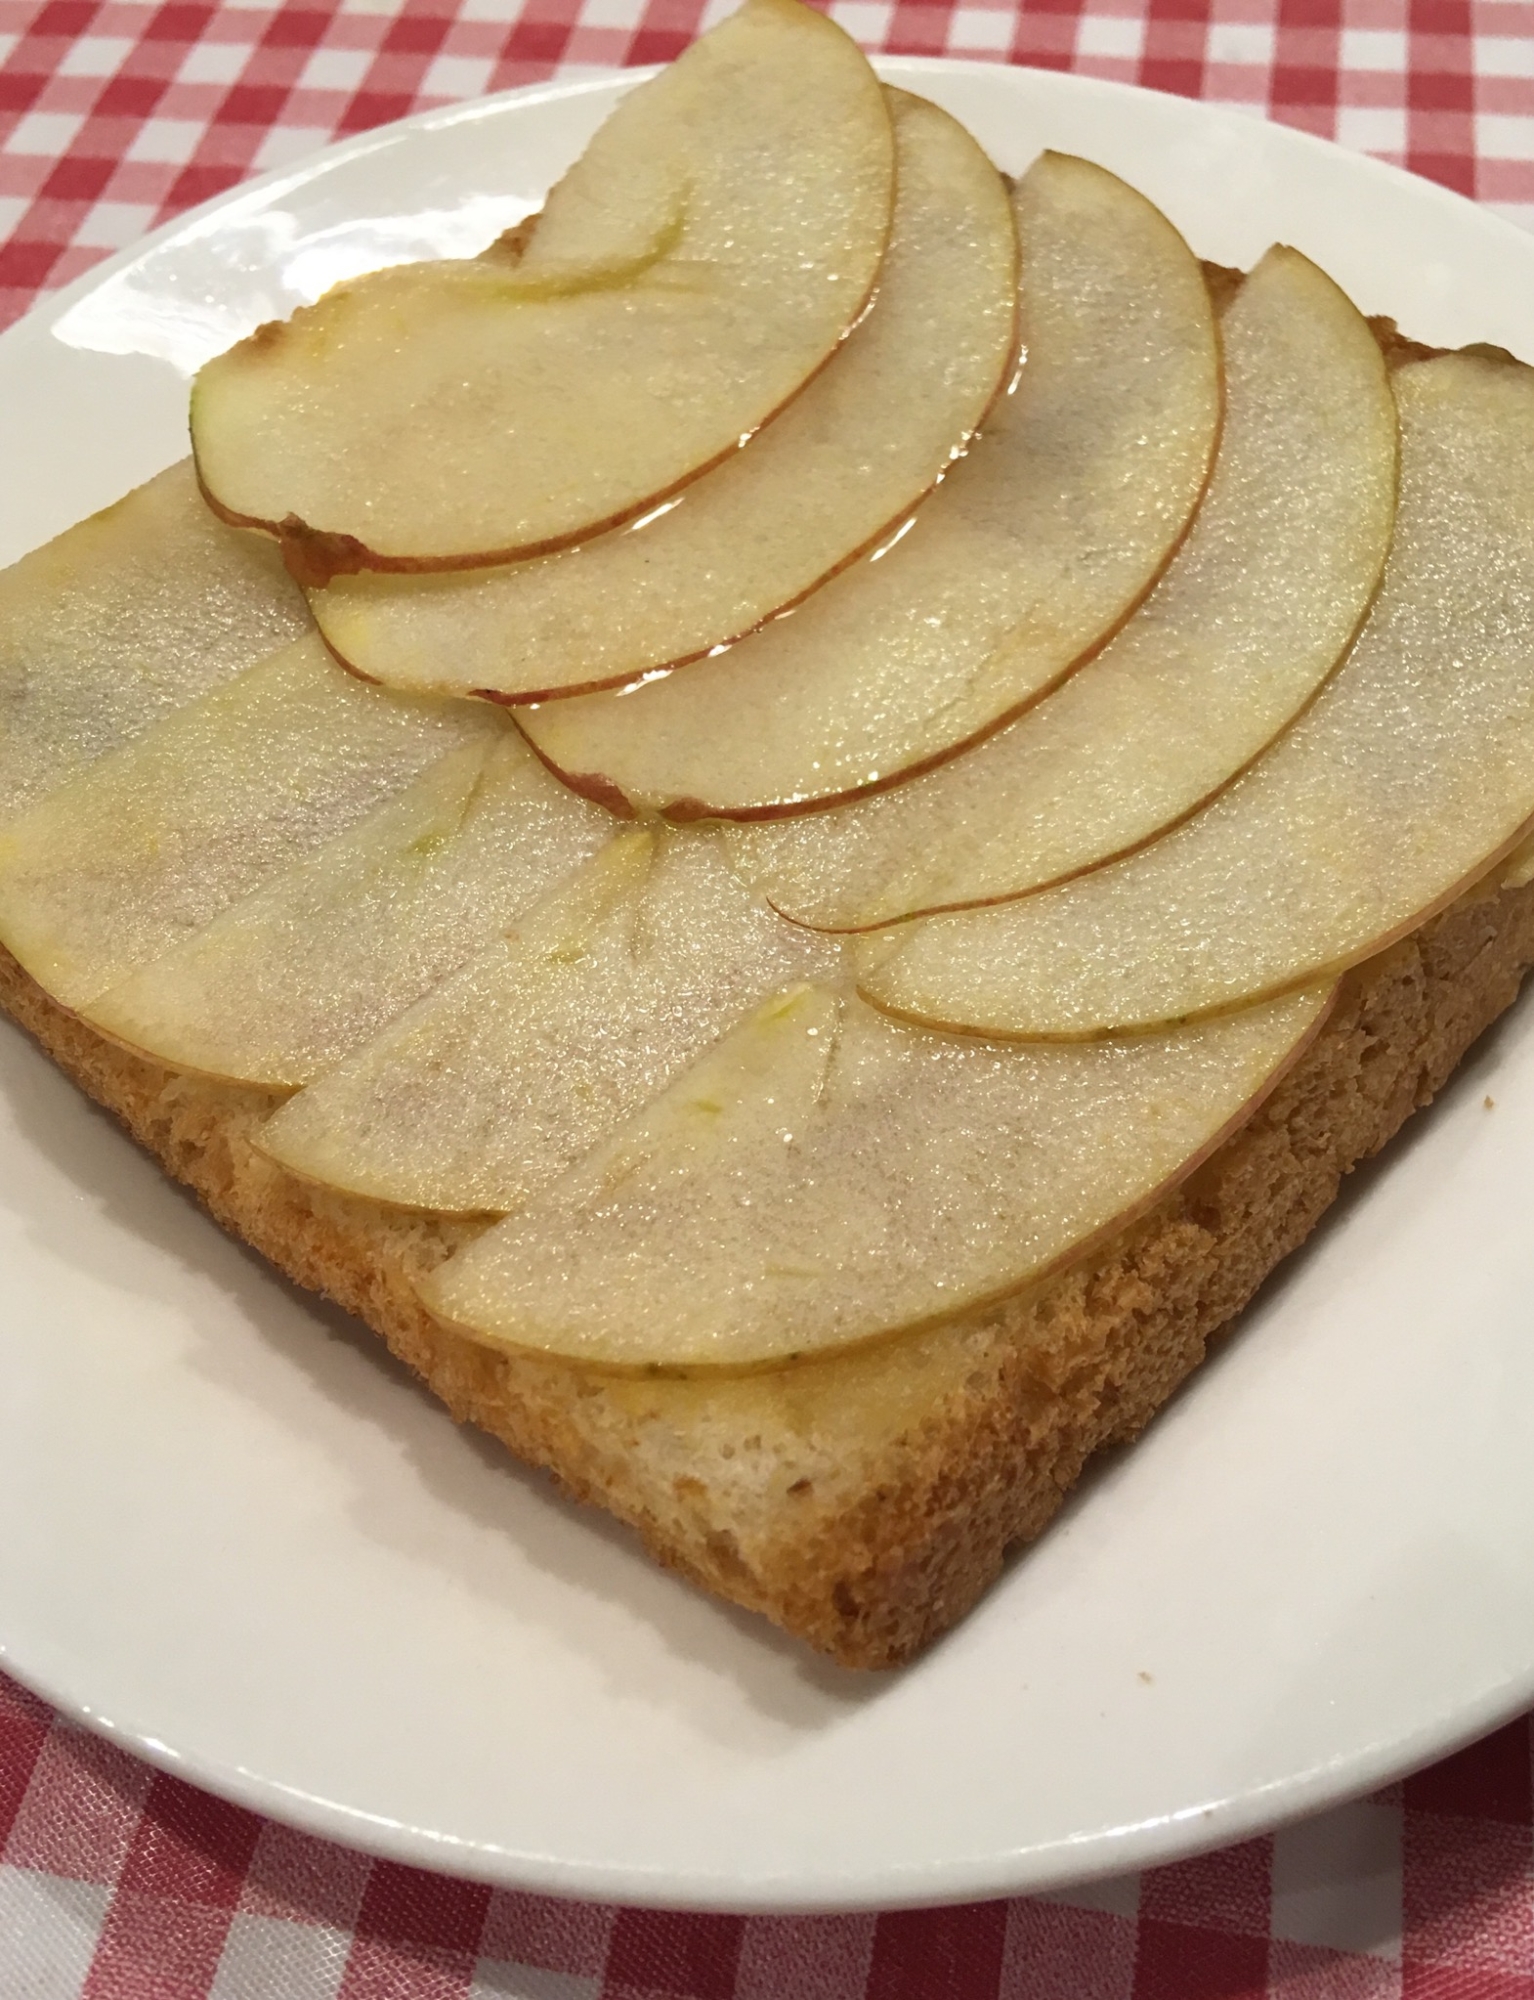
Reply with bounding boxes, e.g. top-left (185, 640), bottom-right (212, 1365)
top-left (4, 864), bottom-right (1532, 1668)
